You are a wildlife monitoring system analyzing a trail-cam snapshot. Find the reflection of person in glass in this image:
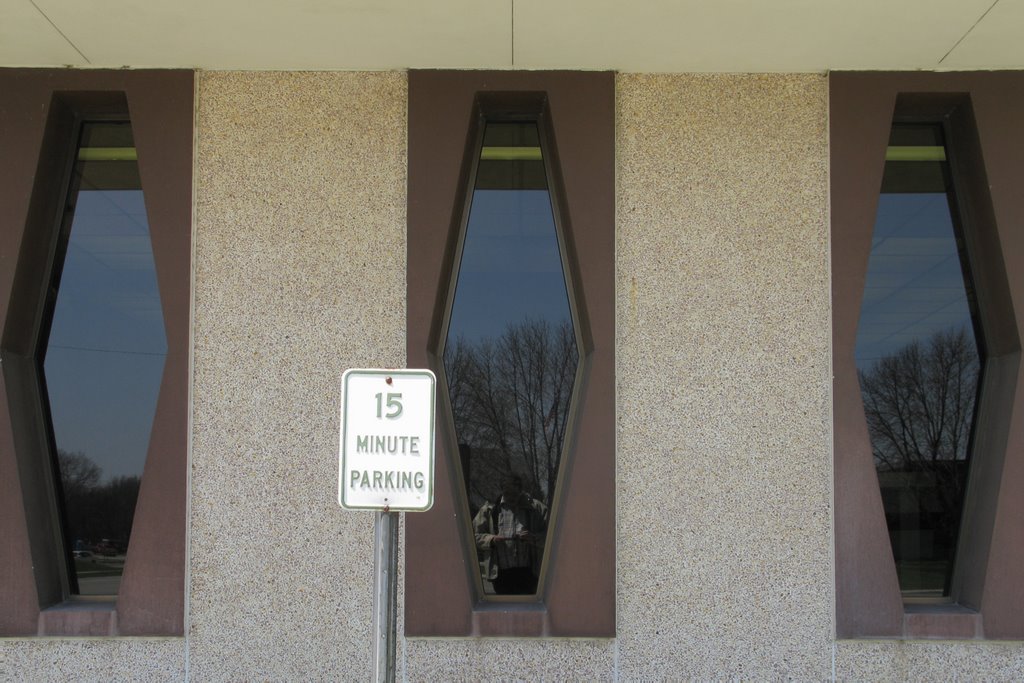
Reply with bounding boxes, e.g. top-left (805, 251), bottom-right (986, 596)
top-left (473, 474), bottom-right (548, 595)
